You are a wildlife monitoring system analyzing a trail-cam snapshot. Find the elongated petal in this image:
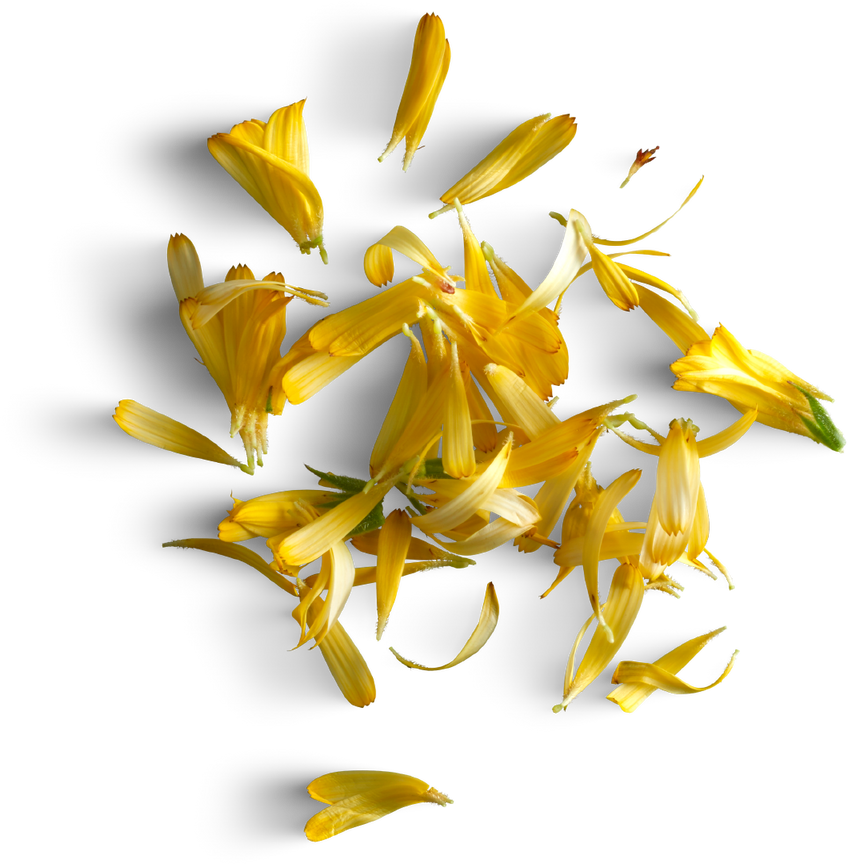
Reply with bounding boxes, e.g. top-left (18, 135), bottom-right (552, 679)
top-left (282, 352), bottom-right (361, 403)
top-left (271, 482), bottom-right (391, 569)
top-left (435, 517), bottom-right (534, 555)
top-left (611, 648), bottom-right (738, 698)
top-left (456, 203), bottom-right (498, 297)
top-left (656, 420), bottom-right (701, 535)
top-left (305, 771), bottom-right (451, 841)
top-left (379, 13), bottom-right (447, 166)
top-left (483, 364), bottom-right (559, 439)
top-left (391, 582), bottom-right (498, 670)
top-left (554, 562), bottom-right (644, 712)
top-left (313, 605), bottom-right (376, 708)
top-left (113, 400), bottom-right (247, 470)
top-left (263, 99), bottom-right (309, 174)
top-left (163, 537), bottom-right (297, 596)
top-left (589, 246), bottom-right (640, 311)
top-left (305, 541), bottom-right (356, 647)
top-left (412, 437), bottom-right (512, 534)
top-left (376, 510), bottom-right (412, 640)
top-left (167, 234), bottom-right (204, 300)
top-left (443, 342), bottom-right (475, 478)
top-left (636, 284), bottom-right (709, 353)
top-left (582, 469), bottom-right (642, 640)
top-left (434, 114), bottom-right (550, 212)
top-left (697, 409), bottom-right (757, 457)
top-left (618, 263), bottom-right (697, 319)
top-left (607, 626), bottom-right (728, 712)
top-left (553, 524), bottom-right (646, 569)
top-left (402, 36), bottom-right (450, 171)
